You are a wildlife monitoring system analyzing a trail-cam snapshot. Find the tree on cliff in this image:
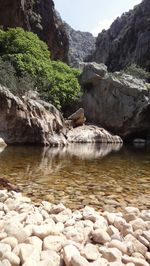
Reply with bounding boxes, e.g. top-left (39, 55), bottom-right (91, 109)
top-left (0, 28), bottom-right (80, 109)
